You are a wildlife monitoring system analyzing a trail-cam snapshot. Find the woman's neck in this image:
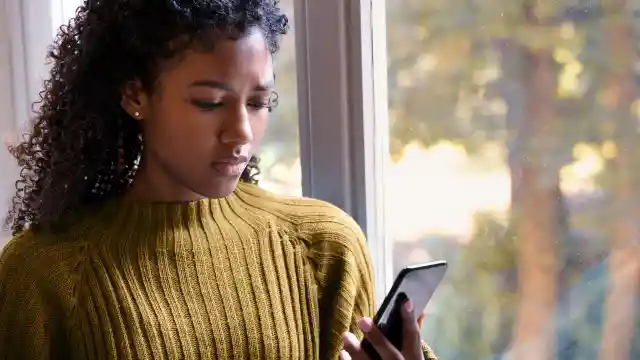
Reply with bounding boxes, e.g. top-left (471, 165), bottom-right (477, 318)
top-left (126, 156), bottom-right (205, 203)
